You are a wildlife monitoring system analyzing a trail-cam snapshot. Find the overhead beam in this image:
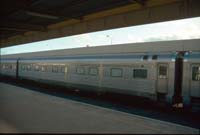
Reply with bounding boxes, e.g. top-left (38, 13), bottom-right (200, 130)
top-left (127, 0), bottom-right (146, 6)
top-left (0, 22), bottom-right (47, 32)
top-left (25, 11), bottom-right (60, 20)
top-left (134, 0), bottom-right (147, 6)
top-left (24, 10), bottom-right (79, 21)
top-left (0, 27), bottom-right (28, 32)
